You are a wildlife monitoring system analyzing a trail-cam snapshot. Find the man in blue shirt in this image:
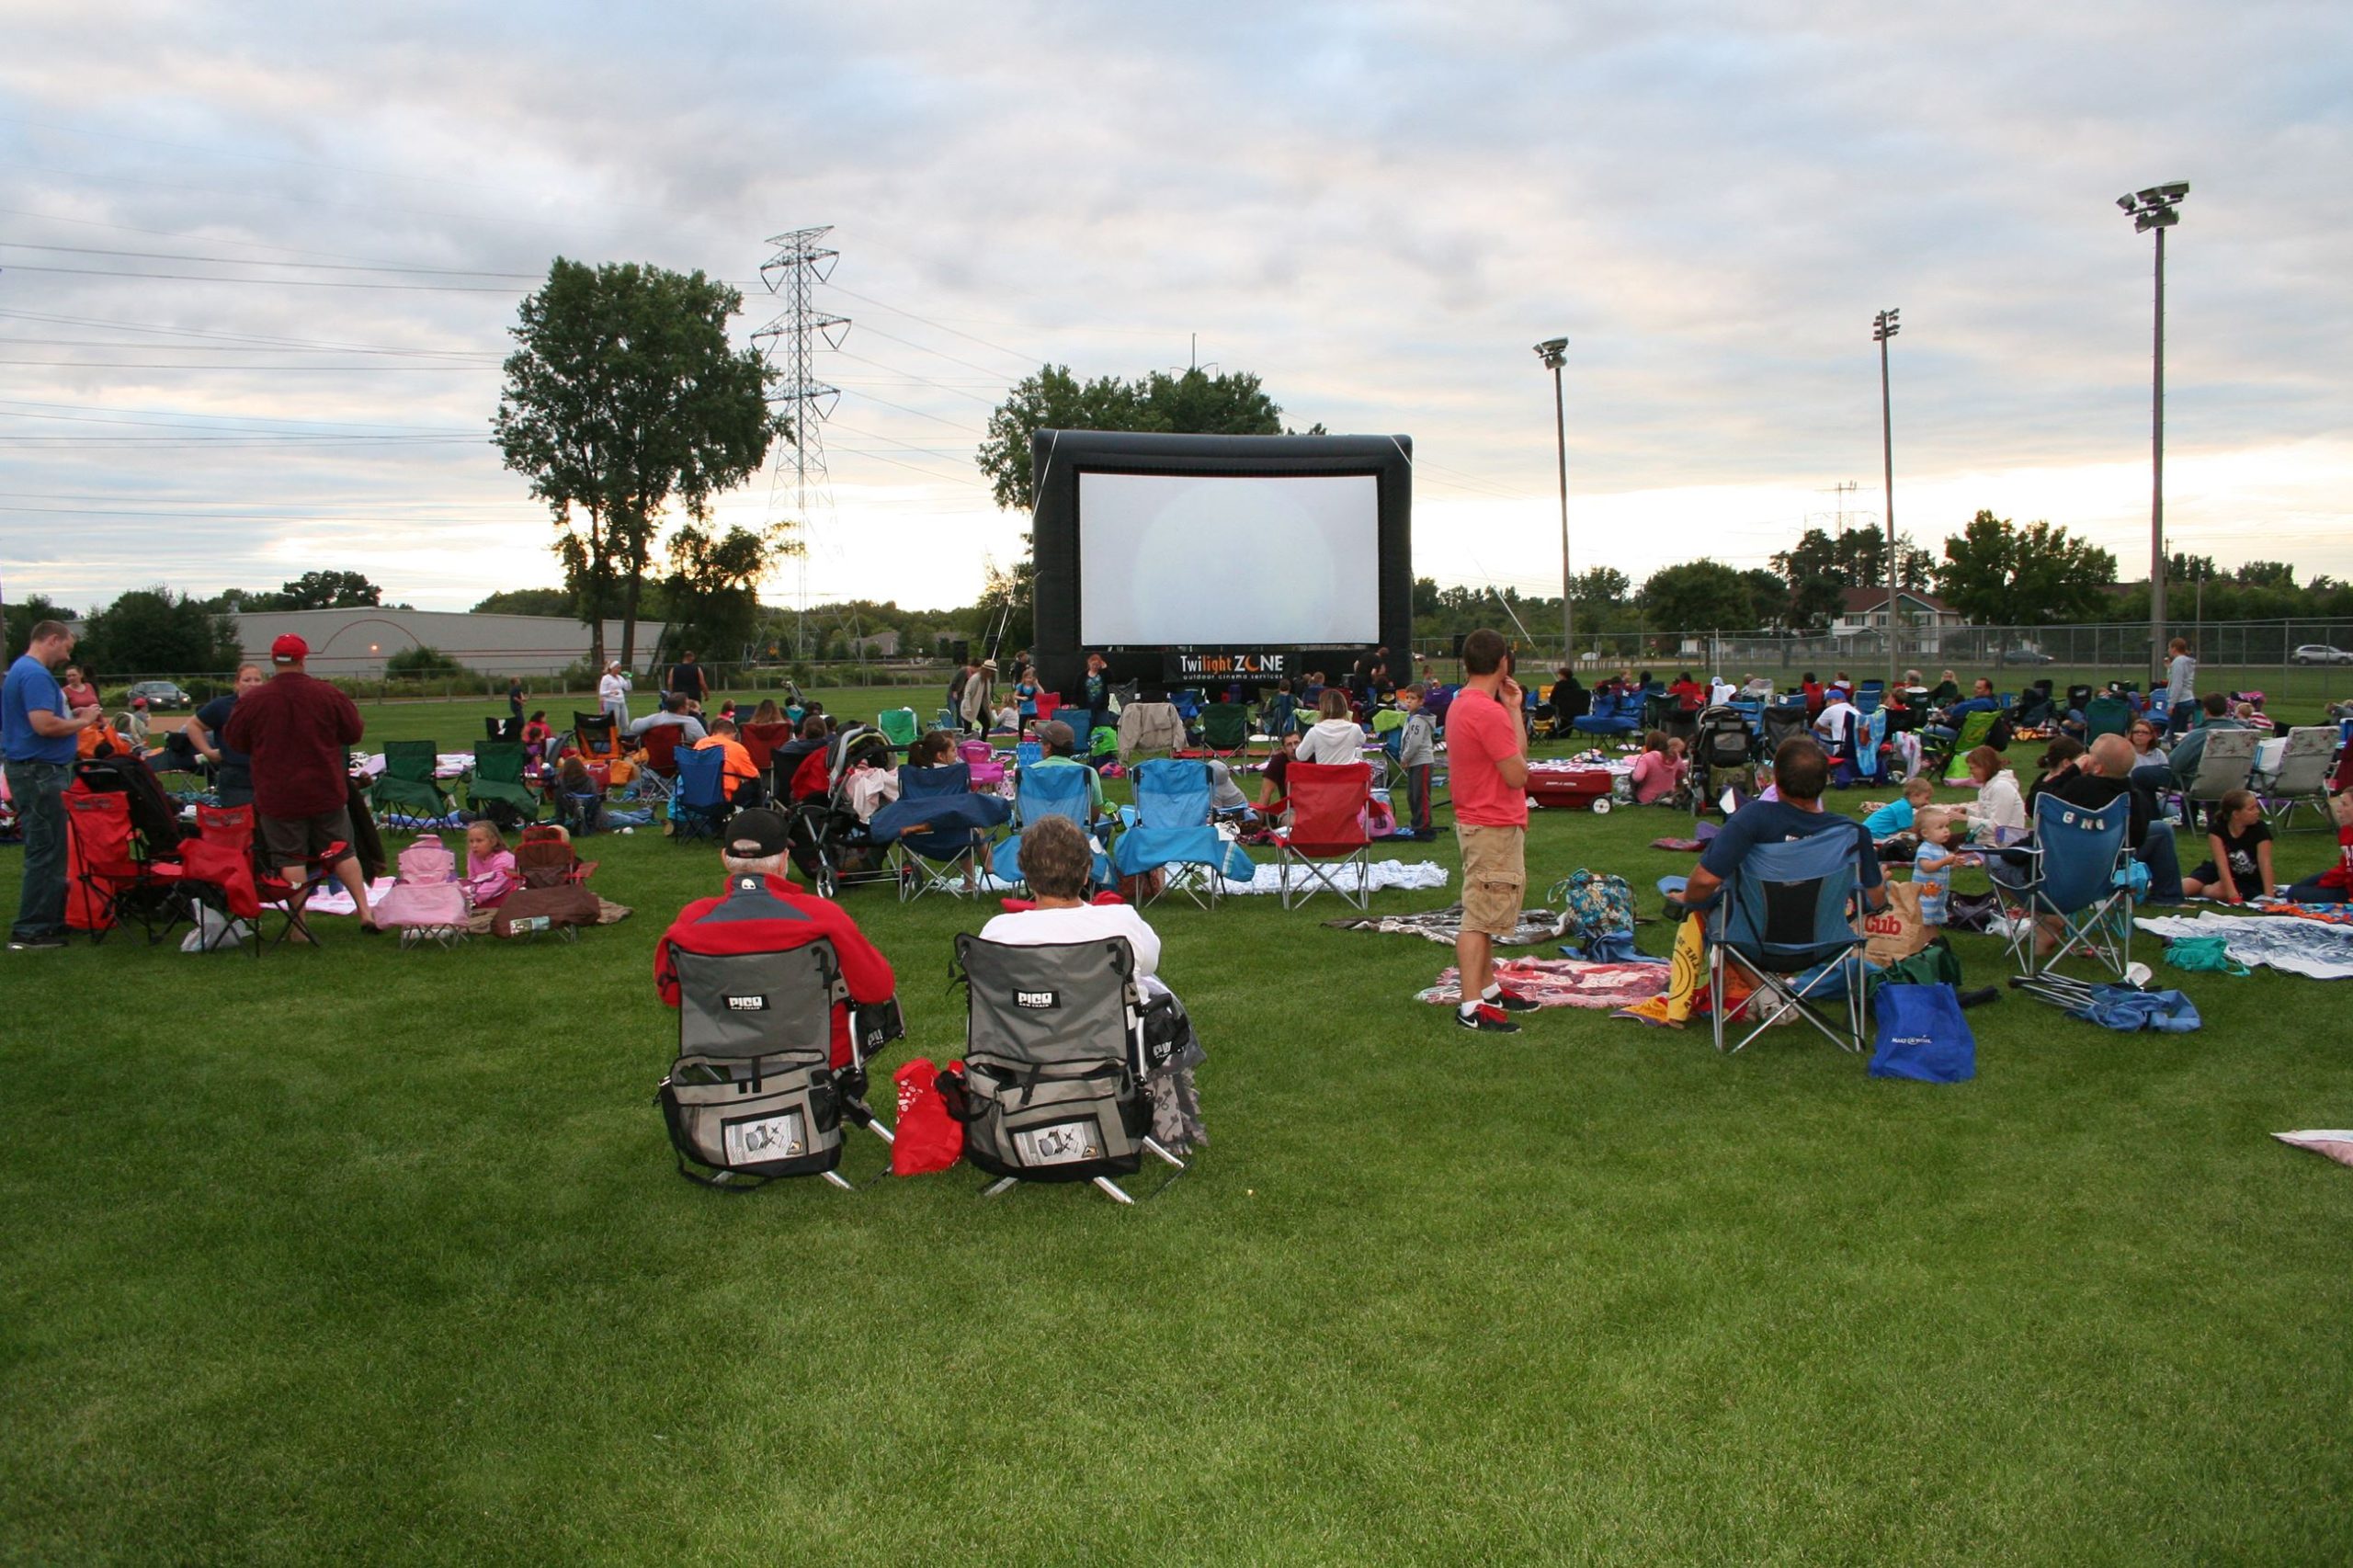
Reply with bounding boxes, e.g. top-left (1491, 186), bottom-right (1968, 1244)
top-left (1677, 737), bottom-right (1889, 915)
top-left (5, 619), bottom-right (106, 949)
top-left (1922, 676), bottom-right (2002, 745)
